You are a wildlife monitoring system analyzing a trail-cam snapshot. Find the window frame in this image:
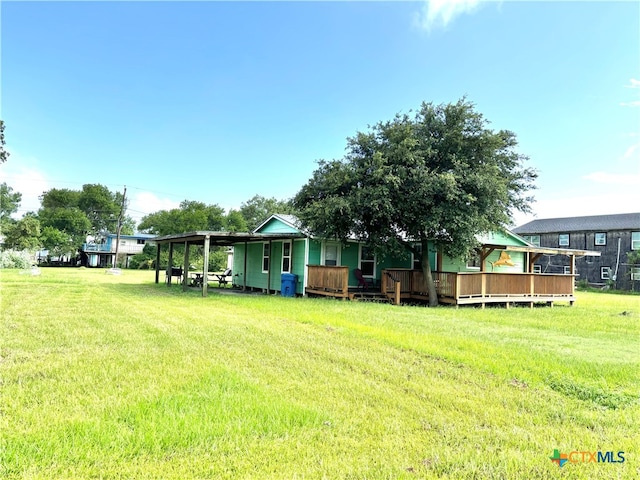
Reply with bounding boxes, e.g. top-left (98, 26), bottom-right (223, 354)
top-left (359, 245), bottom-right (376, 278)
top-left (533, 264), bottom-right (542, 274)
top-left (563, 265), bottom-right (571, 275)
top-left (594, 233), bottom-right (606, 246)
top-left (262, 242), bottom-right (270, 273)
top-left (558, 234), bottom-right (569, 247)
top-left (601, 266), bottom-right (610, 280)
top-left (281, 240), bottom-right (291, 273)
top-left (321, 241), bottom-right (341, 267)
top-left (466, 252), bottom-right (481, 270)
top-left (632, 232), bottom-right (640, 250)
top-left (524, 235), bottom-right (541, 247)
